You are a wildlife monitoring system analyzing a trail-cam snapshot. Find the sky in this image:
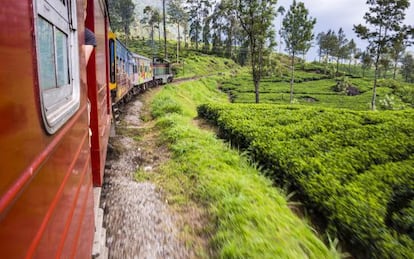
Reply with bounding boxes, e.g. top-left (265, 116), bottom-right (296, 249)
top-left (275, 0), bottom-right (414, 61)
